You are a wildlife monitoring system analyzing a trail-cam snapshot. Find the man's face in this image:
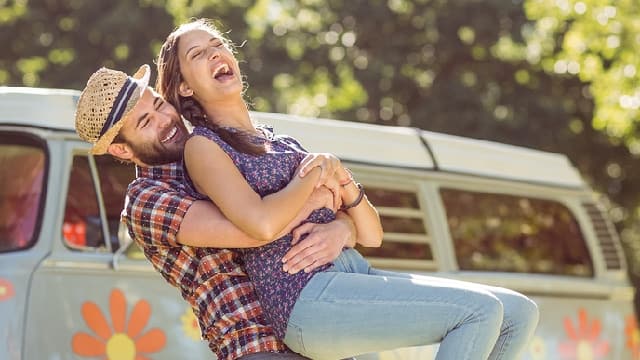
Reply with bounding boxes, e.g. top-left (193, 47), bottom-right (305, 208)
top-left (116, 87), bottom-right (189, 166)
